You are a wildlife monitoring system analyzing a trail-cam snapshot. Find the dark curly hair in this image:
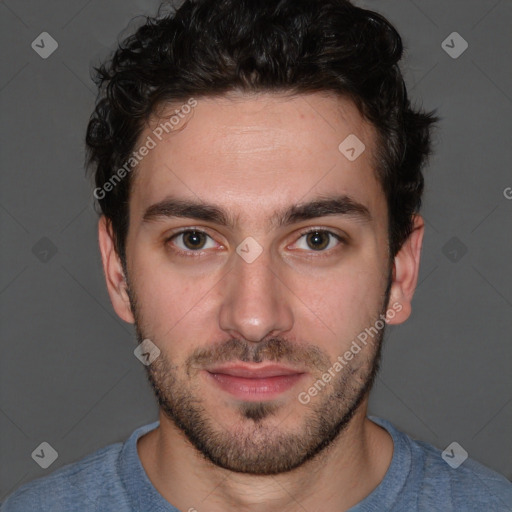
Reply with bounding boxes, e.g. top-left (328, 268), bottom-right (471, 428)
top-left (85, 0), bottom-right (439, 268)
